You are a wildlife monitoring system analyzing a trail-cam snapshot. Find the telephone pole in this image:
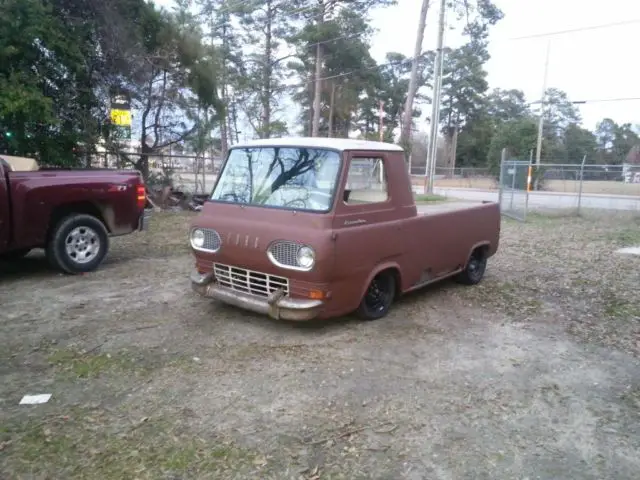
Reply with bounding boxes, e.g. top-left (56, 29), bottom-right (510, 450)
top-left (425, 0), bottom-right (446, 193)
top-left (535, 40), bottom-right (551, 166)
